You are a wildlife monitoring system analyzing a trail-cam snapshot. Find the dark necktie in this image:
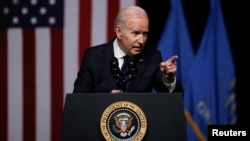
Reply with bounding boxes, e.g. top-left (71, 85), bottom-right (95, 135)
top-left (120, 55), bottom-right (129, 91)
top-left (121, 55), bottom-right (129, 75)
